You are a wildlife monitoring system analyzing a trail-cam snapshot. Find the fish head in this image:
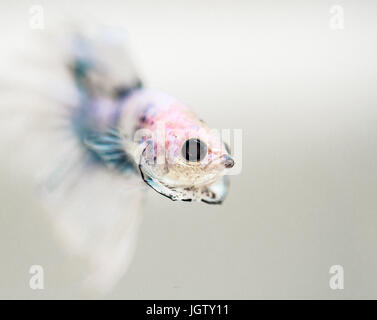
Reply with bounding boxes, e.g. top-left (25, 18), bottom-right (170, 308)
top-left (138, 117), bottom-right (234, 204)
